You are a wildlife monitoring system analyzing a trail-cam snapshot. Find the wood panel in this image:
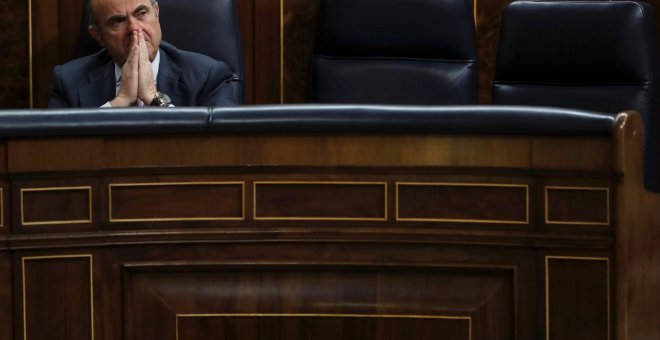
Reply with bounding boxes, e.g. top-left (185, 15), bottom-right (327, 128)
top-left (254, 182), bottom-right (386, 220)
top-left (20, 254), bottom-right (94, 340)
top-left (20, 186), bottom-right (92, 226)
top-left (12, 178), bottom-right (101, 234)
top-left (123, 264), bottom-right (512, 340)
top-left (396, 182), bottom-right (528, 224)
top-left (109, 181), bottom-right (245, 222)
top-left (544, 256), bottom-right (610, 340)
top-left (545, 187), bottom-right (609, 226)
